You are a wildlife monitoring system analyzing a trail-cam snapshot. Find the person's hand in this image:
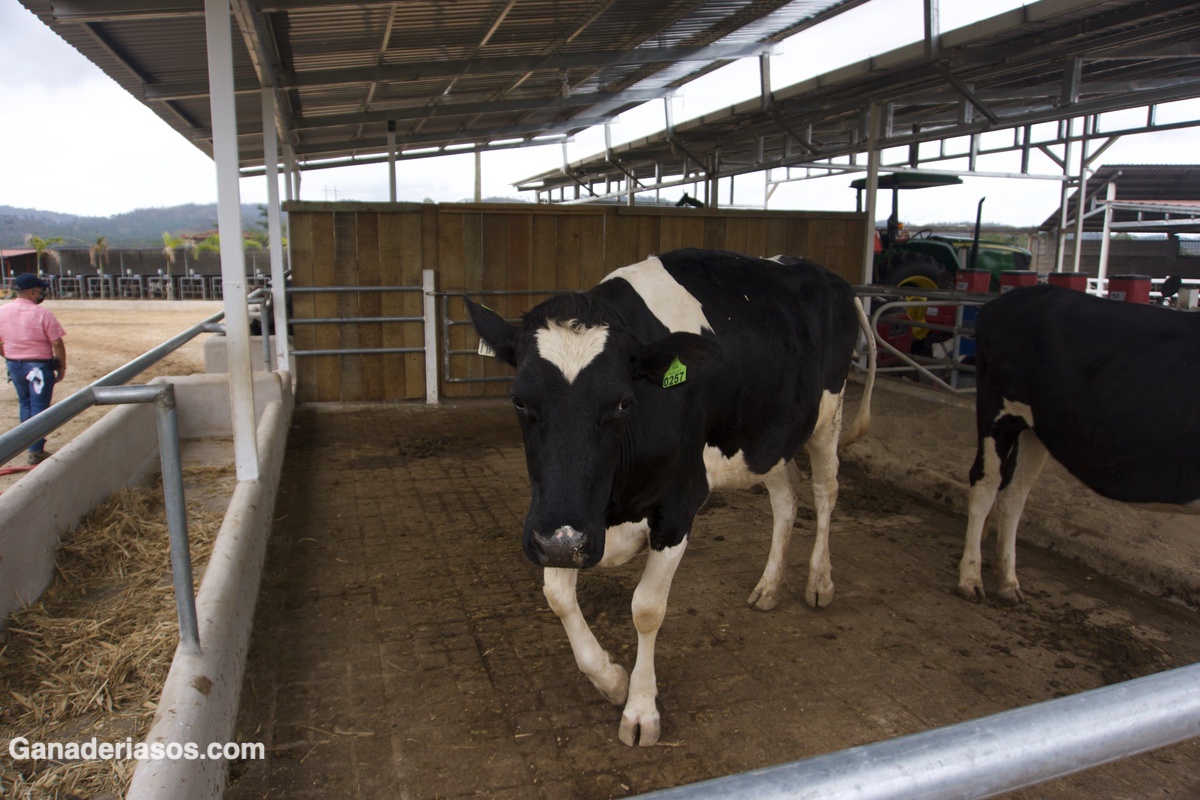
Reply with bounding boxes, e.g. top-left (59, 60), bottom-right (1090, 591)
top-left (56, 365), bottom-right (67, 381)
